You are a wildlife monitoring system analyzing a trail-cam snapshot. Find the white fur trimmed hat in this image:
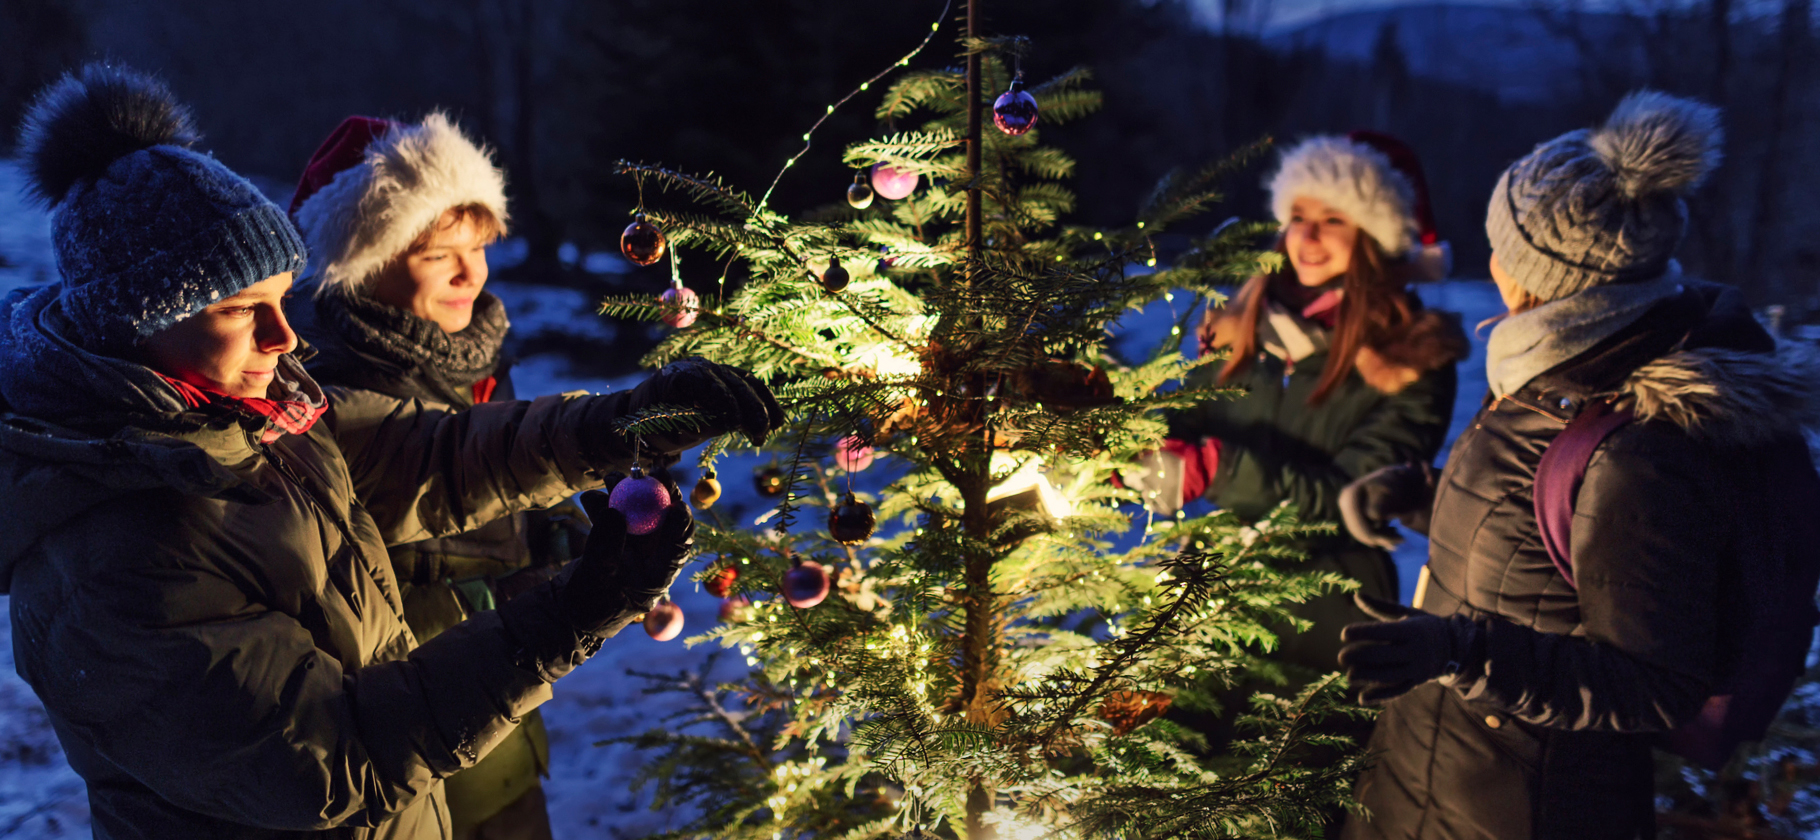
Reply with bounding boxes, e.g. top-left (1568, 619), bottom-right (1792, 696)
top-left (288, 112), bottom-right (508, 295)
top-left (1267, 132), bottom-right (1451, 280)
